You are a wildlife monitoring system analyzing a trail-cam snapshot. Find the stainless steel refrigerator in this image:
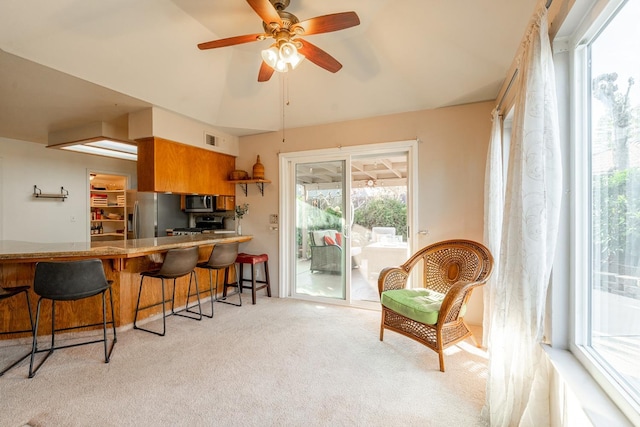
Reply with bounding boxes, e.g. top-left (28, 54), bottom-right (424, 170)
top-left (126, 191), bottom-right (189, 238)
